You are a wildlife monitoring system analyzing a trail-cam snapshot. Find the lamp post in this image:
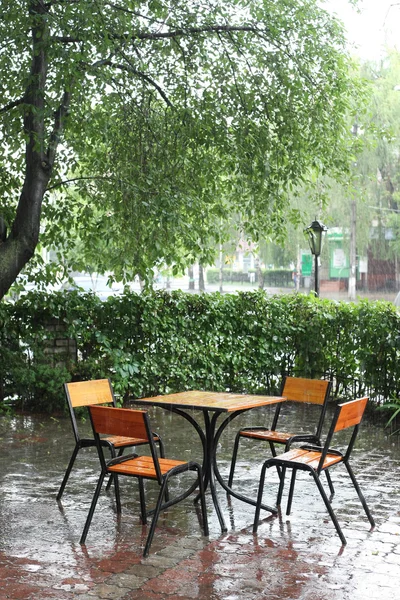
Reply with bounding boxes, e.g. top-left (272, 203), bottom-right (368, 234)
top-left (305, 219), bottom-right (327, 297)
